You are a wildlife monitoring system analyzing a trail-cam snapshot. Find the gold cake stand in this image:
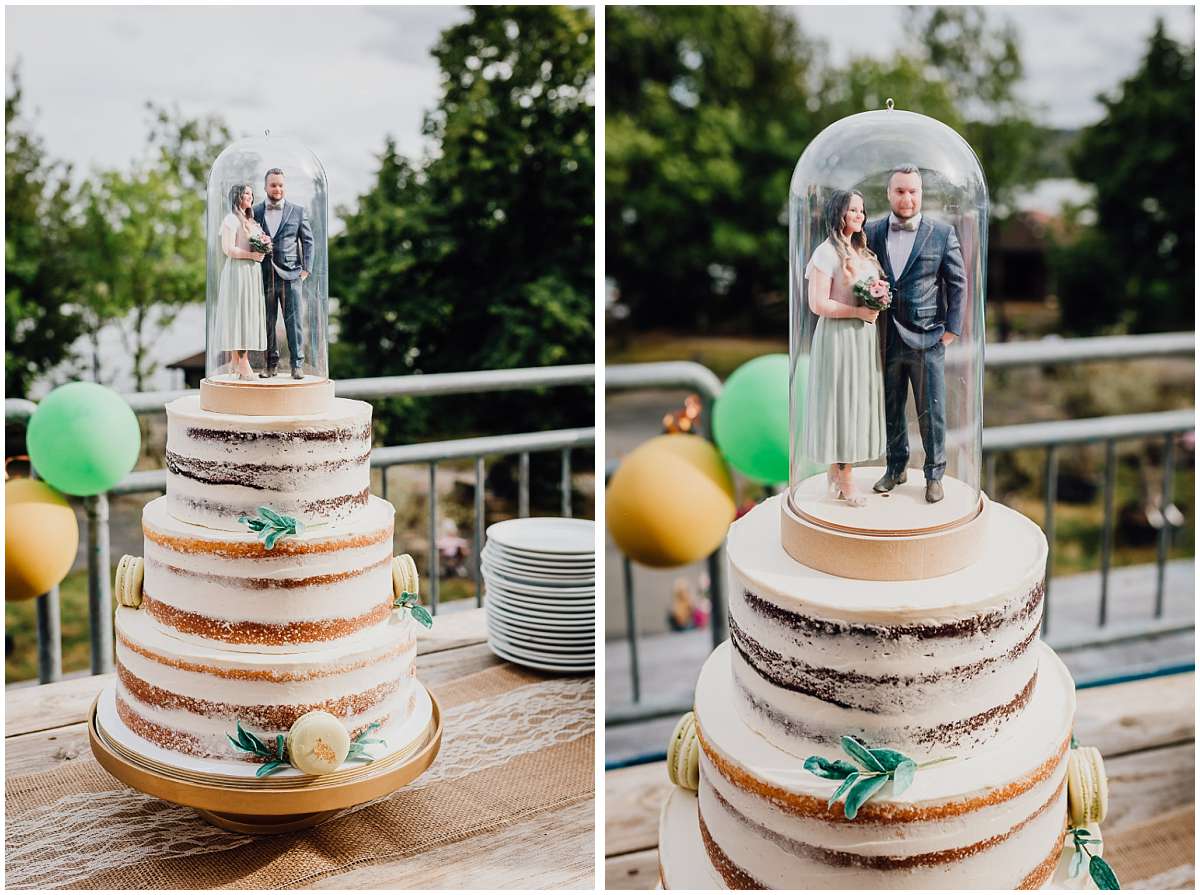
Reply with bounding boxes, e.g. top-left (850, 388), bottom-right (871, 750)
top-left (88, 689), bottom-right (442, 834)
